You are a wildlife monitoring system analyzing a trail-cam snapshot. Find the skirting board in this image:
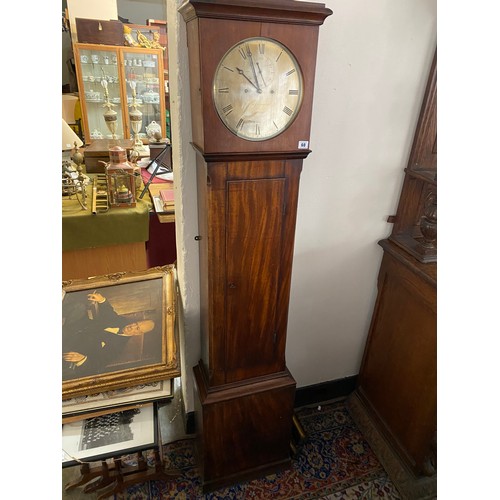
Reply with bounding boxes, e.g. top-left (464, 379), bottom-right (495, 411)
top-left (294, 376), bottom-right (358, 408)
top-left (346, 390), bottom-right (437, 500)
